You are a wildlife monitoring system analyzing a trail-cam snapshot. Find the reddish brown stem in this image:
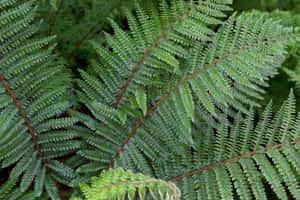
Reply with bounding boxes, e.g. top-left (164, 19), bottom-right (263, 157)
top-left (55, 180), bottom-right (66, 200)
top-left (112, 2), bottom-right (204, 108)
top-left (0, 72), bottom-right (45, 163)
top-left (0, 73), bottom-right (67, 199)
top-left (107, 35), bottom-right (296, 168)
top-left (169, 140), bottom-right (300, 182)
